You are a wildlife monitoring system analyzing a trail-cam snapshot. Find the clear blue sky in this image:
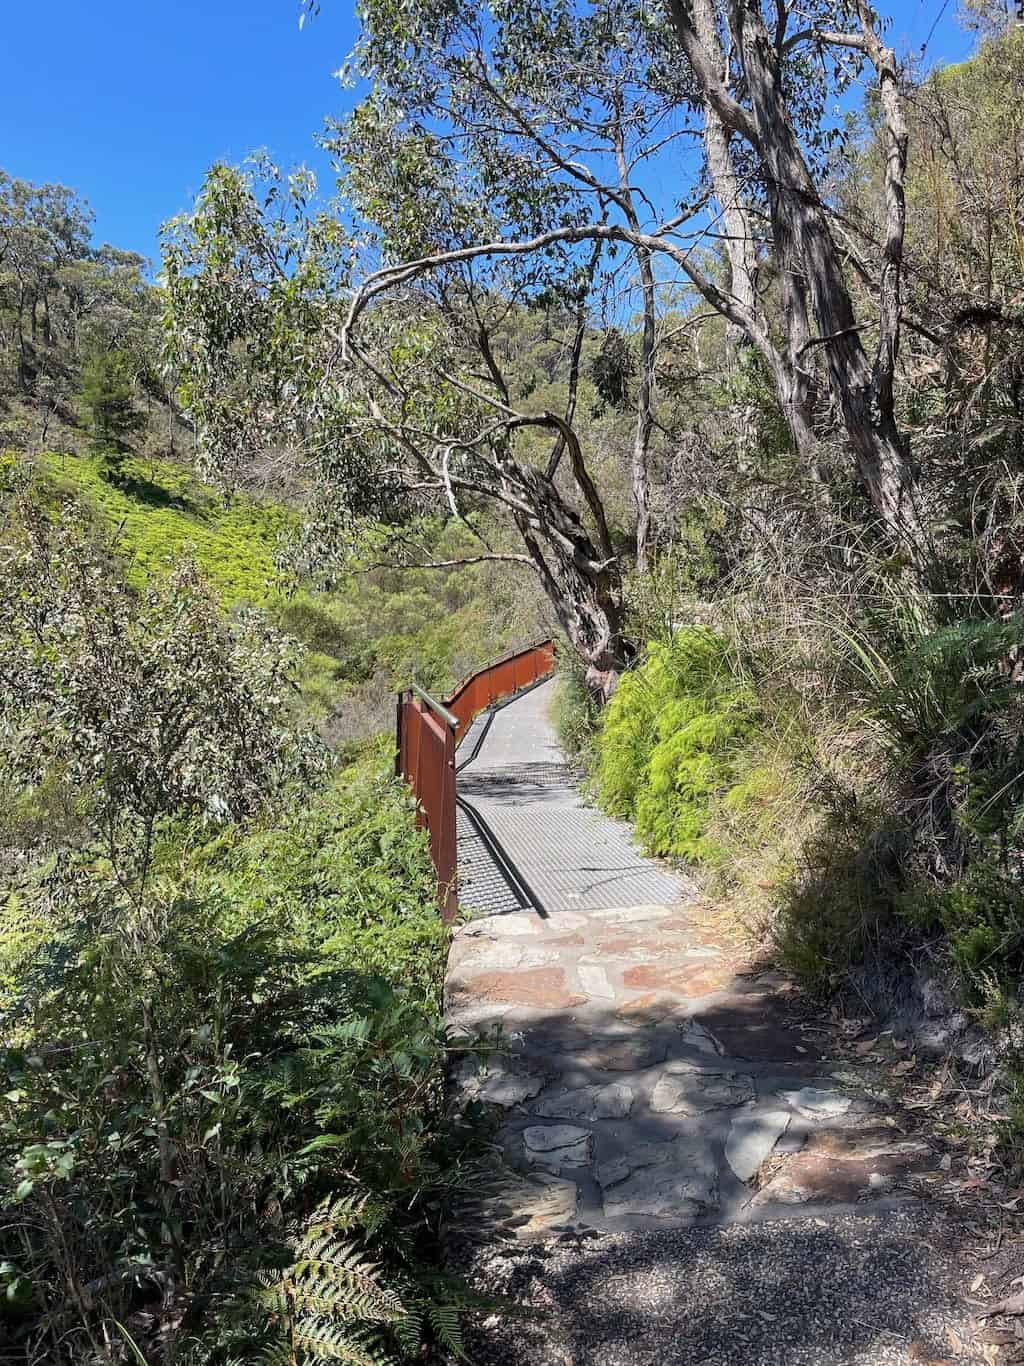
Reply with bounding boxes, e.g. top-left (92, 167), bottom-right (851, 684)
top-left (1, 0), bottom-right (976, 268)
